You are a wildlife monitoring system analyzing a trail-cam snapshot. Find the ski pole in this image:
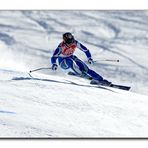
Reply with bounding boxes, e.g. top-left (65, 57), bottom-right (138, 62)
top-left (29, 67), bottom-right (52, 73)
top-left (94, 59), bottom-right (120, 62)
